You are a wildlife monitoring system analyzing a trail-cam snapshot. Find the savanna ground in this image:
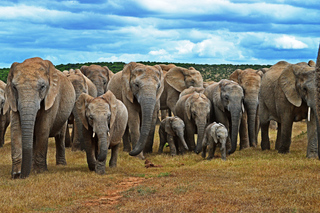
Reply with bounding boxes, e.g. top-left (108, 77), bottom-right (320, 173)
top-left (1, 121), bottom-right (320, 213)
